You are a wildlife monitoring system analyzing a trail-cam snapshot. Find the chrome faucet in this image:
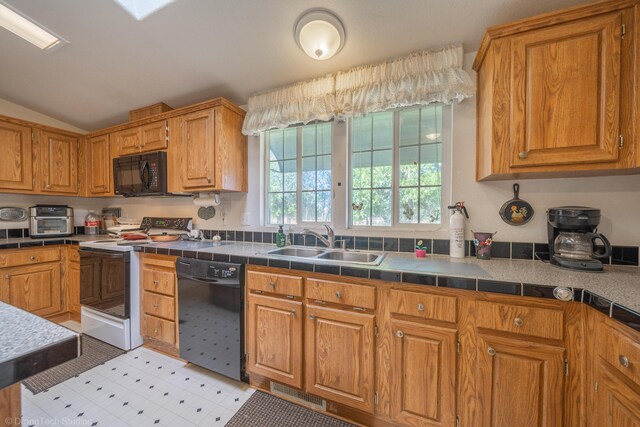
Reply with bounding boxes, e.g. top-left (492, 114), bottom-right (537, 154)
top-left (302, 224), bottom-right (336, 249)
